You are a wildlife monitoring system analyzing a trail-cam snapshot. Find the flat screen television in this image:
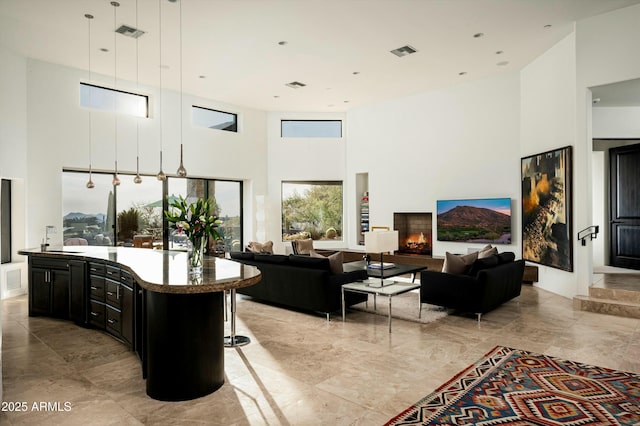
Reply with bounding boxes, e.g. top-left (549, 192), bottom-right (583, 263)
top-left (437, 198), bottom-right (511, 244)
